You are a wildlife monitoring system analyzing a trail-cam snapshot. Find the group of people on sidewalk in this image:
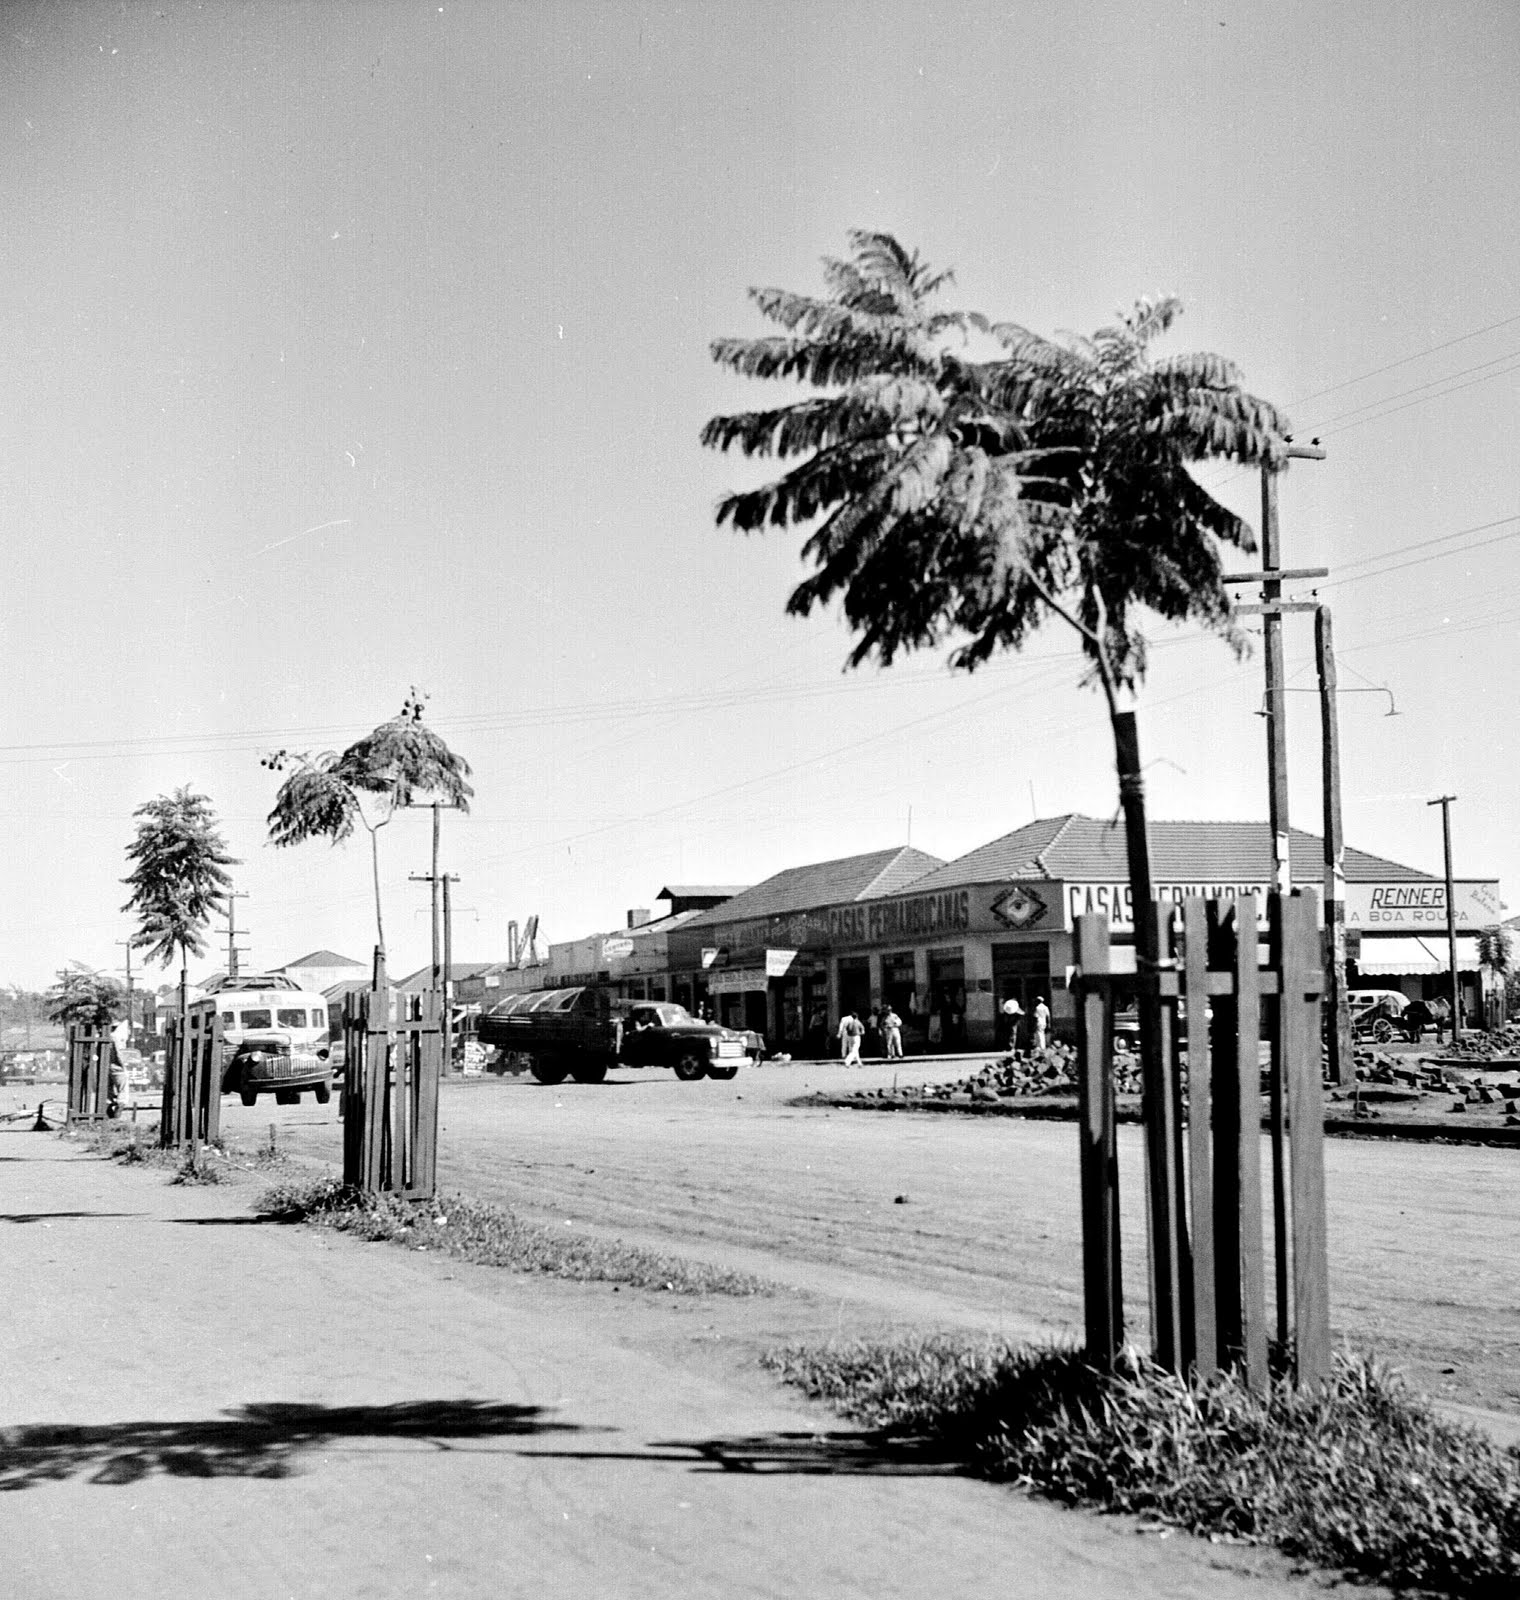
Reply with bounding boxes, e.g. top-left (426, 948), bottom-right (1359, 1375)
top-left (833, 995), bottom-right (1050, 1064)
